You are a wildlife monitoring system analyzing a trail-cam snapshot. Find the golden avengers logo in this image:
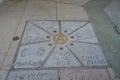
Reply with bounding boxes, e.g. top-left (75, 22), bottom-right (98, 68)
top-left (54, 33), bottom-right (68, 44)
